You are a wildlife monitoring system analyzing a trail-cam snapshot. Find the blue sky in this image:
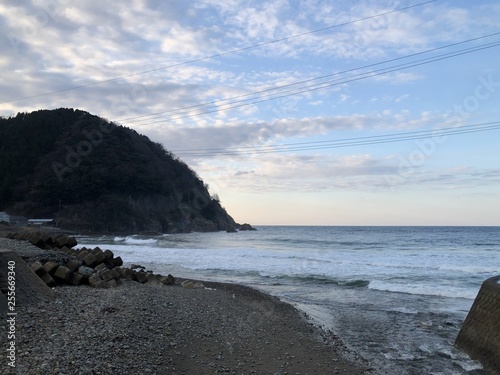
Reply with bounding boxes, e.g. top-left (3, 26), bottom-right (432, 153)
top-left (1, 0), bottom-right (499, 225)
